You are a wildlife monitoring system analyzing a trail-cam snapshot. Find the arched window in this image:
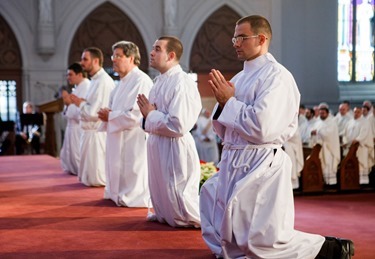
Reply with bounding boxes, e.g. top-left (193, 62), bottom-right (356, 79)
top-left (0, 15), bottom-right (22, 121)
top-left (338, 0), bottom-right (375, 82)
